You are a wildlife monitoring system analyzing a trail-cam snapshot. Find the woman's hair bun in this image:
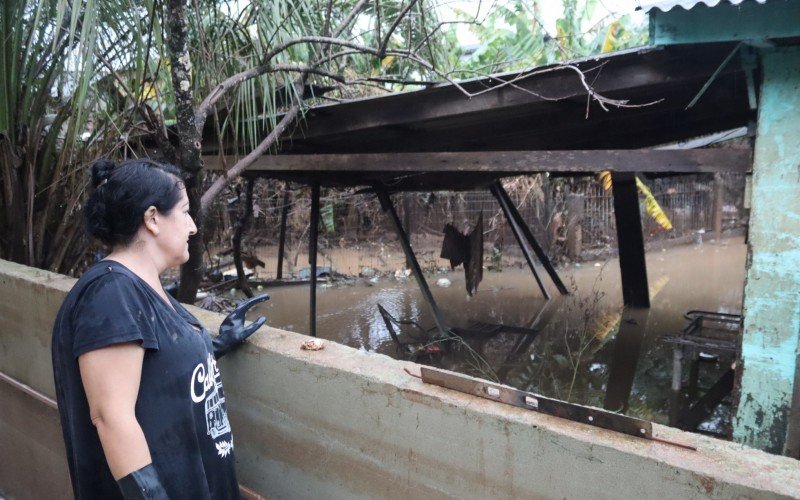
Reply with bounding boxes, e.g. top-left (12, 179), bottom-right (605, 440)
top-left (91, 159), bottom-right (116, 188)
top-left (85, 158), bottom-right (184, 247)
